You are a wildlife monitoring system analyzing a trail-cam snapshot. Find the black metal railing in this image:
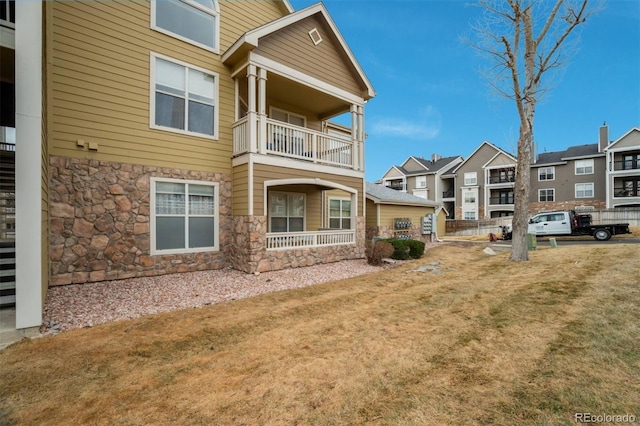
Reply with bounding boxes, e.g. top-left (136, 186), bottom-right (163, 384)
top-left (0, 142), bottom-right (15, 152)
top-left (613, 159), bottom-right (640, 171)
top-left (487, 175), bottom-right (515, 184)
top-left (489, 196), bottom-right (514, 205)
top-left (613, 188), bottom-right (640, 197)
top-left (442, 190), bottom-right (454, 198)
